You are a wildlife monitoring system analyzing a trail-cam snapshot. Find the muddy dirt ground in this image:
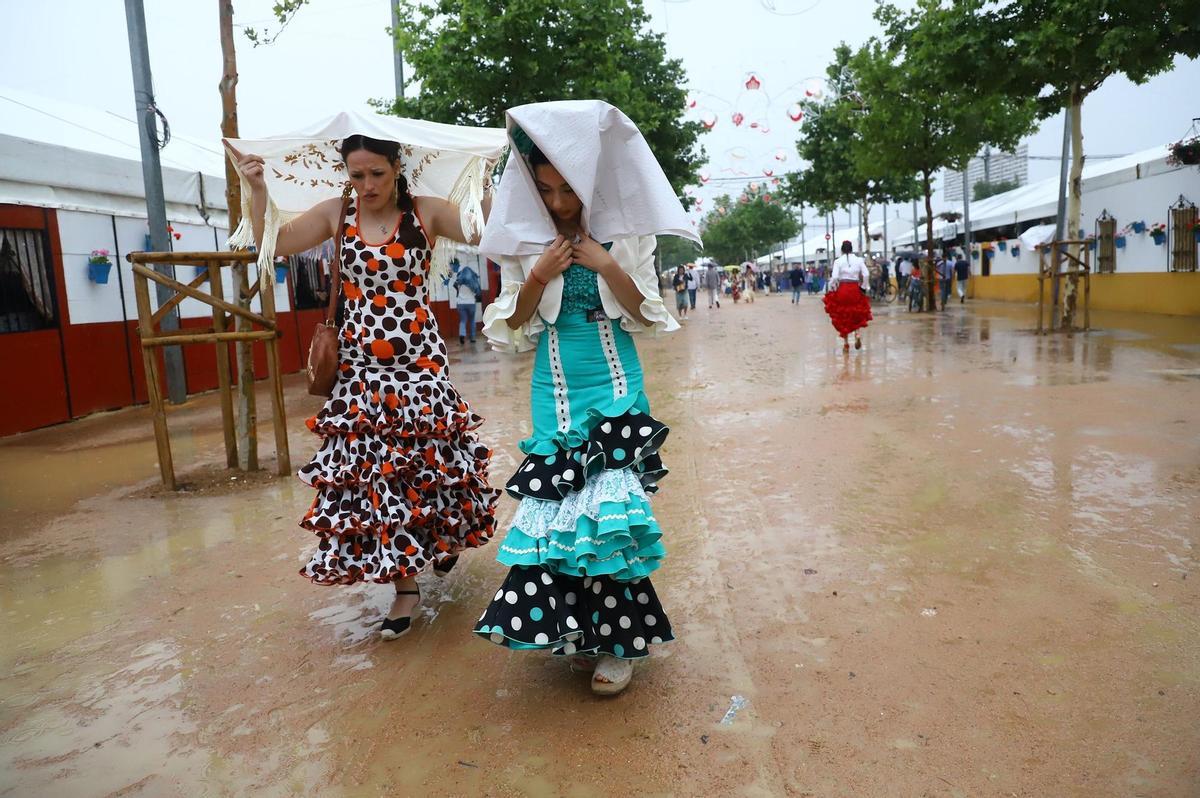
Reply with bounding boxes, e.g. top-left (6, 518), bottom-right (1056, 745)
top-left (1, 296), bottom-right (1198, 797)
